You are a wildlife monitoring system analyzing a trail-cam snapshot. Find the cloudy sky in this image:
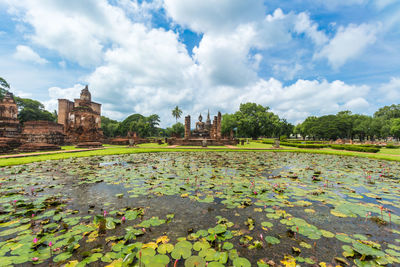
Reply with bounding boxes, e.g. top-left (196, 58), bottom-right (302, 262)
top-left (0, 0), bottom-right (399, 127)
